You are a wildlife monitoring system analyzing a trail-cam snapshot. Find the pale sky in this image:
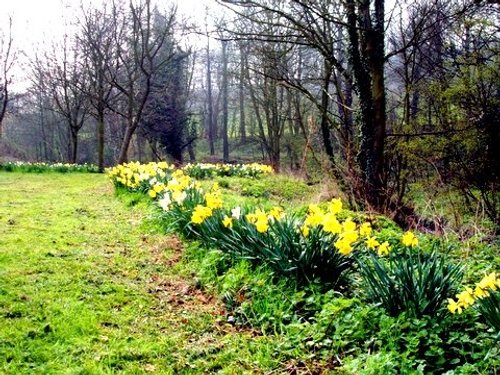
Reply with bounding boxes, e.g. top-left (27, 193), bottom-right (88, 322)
top-left (1, 0), bottom-right (219, 49)
top-left (0, 0), bottom-right (221, 91)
